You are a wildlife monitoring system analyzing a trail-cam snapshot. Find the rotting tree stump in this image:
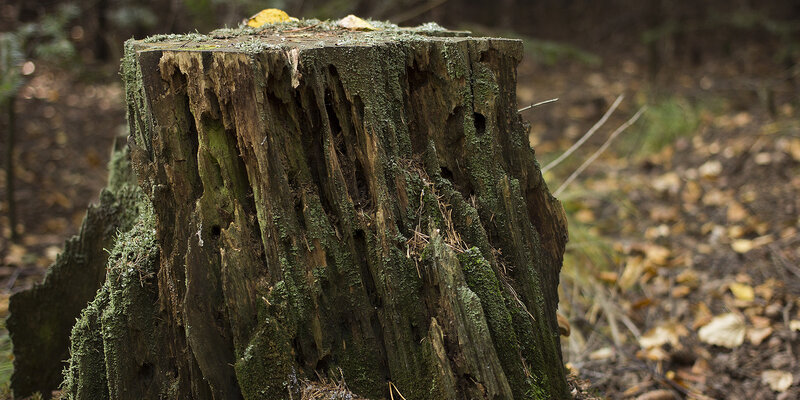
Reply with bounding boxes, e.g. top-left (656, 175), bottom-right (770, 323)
top-left (23, 20), bottom-right (571, 400)
top-left (7, 142), bottom-right (144, 399)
